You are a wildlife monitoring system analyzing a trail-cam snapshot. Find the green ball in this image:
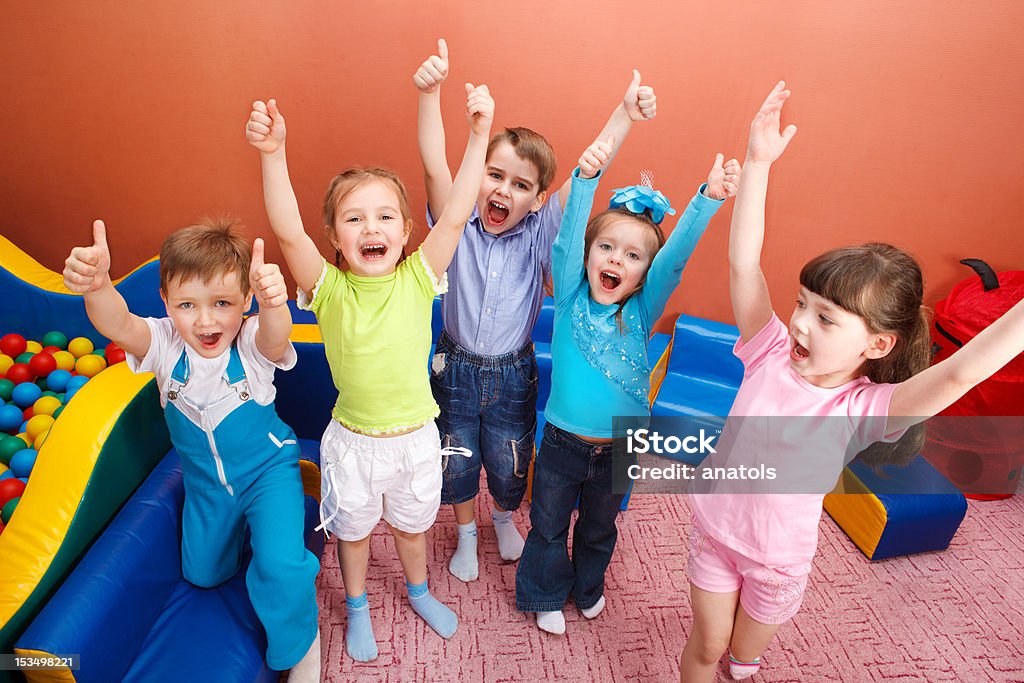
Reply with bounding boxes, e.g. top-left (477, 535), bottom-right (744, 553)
top-left (1, 497), bottom-right (19, 524)
top-left (41, 331), bottom-right (68, 350)
top-left (52, 406), bottom-right (64, 419)
top-left (15, 352), bottom-right (34, 365)
top-left (93, 349), bottom-right (105, 359)
top-left (0, 379), bottom-right (13, 402)
top-left (42, 391), bottom-right (57, 398)
top-left (0, 436), bottom-right (22, 466)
